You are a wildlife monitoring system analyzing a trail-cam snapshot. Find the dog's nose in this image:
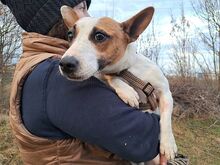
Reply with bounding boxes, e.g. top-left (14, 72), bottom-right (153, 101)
top-left (59, 56), bottom-right (79, 74)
